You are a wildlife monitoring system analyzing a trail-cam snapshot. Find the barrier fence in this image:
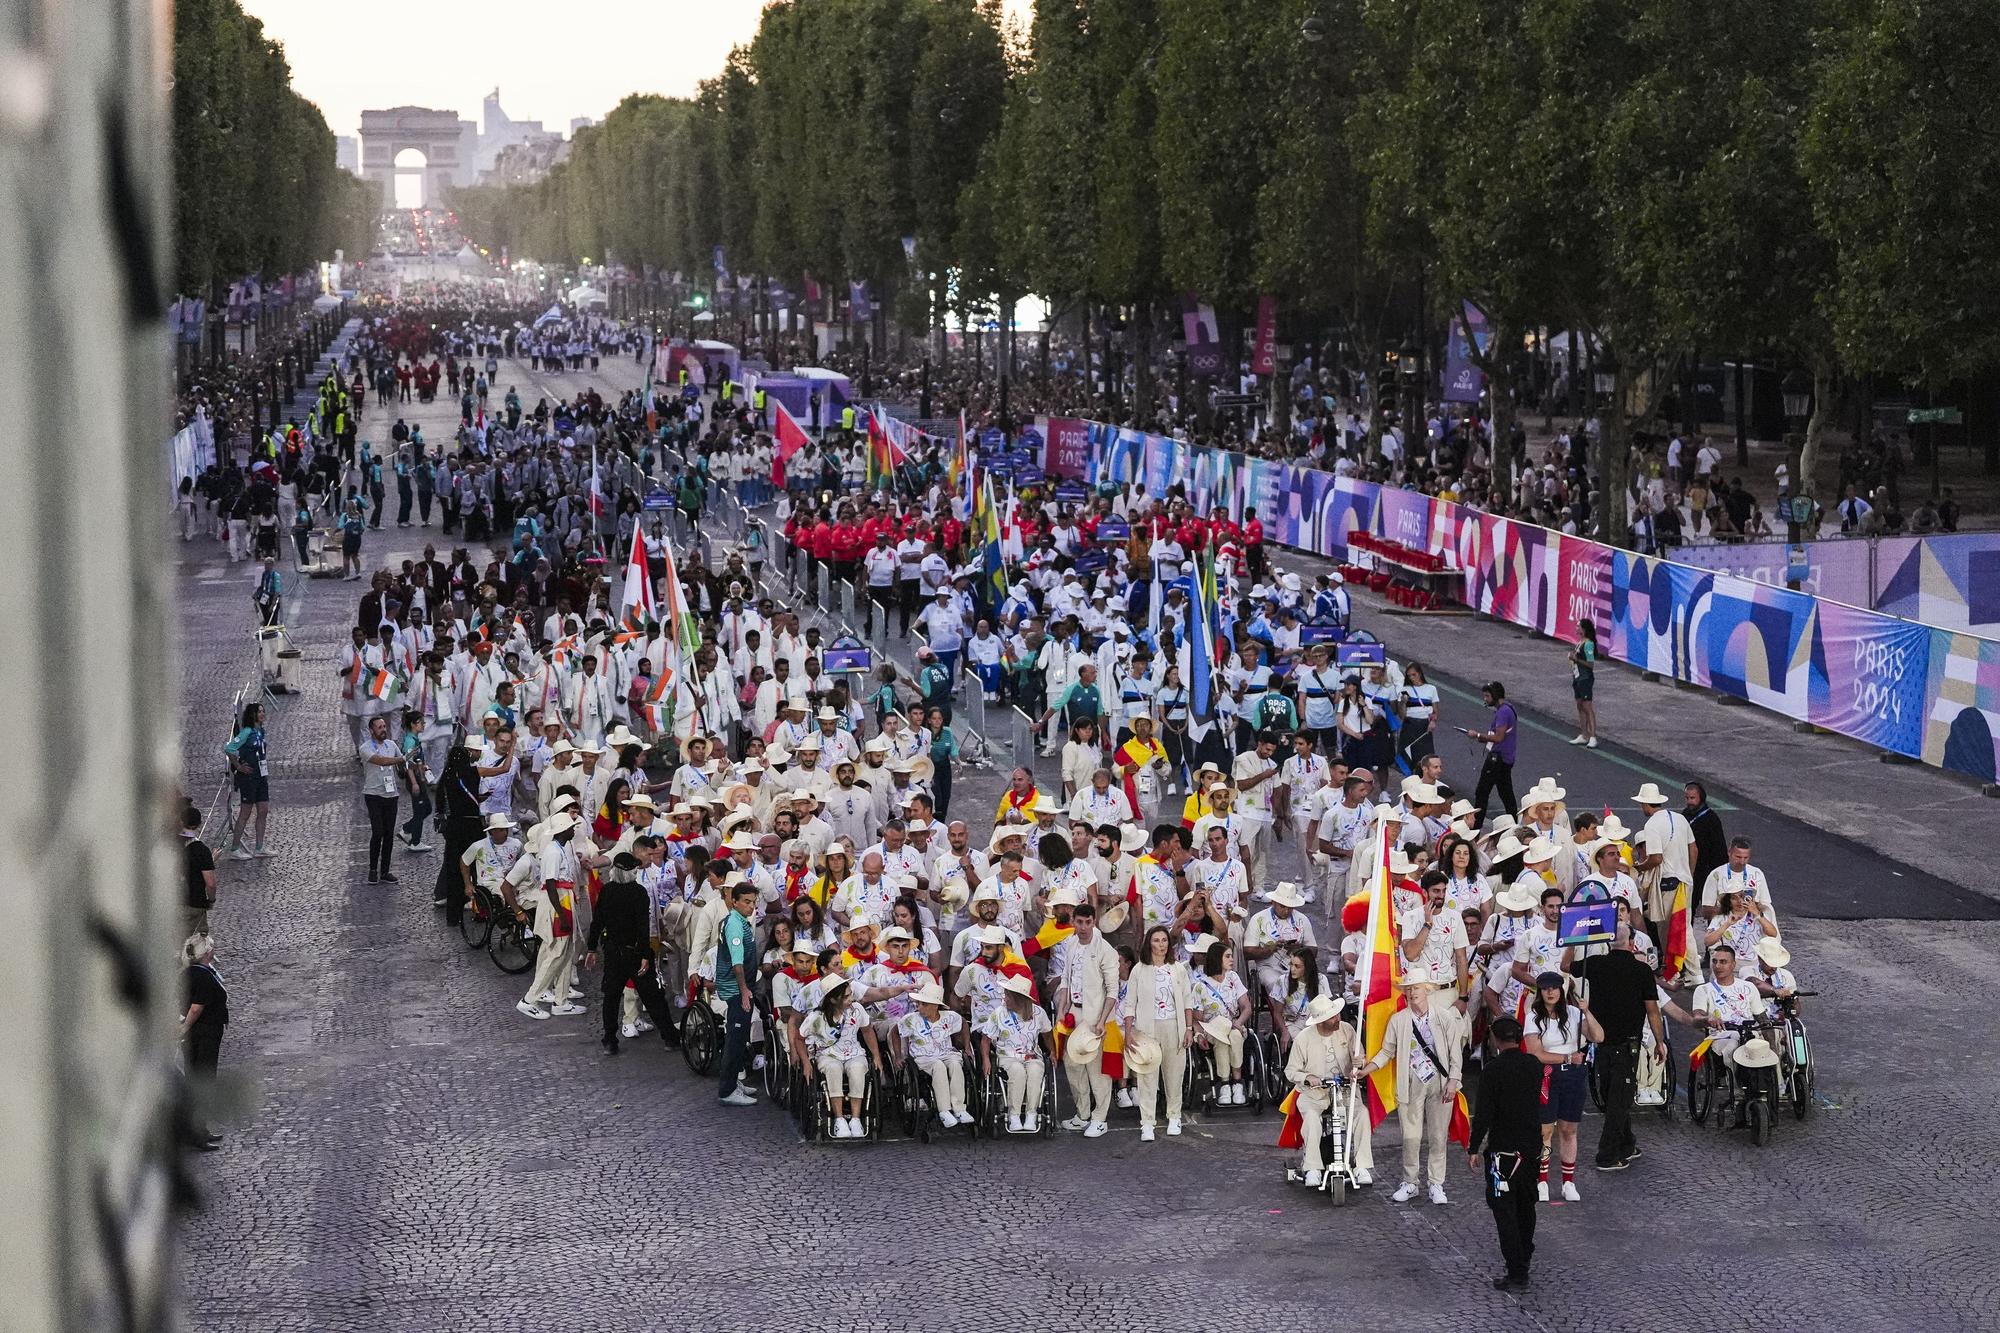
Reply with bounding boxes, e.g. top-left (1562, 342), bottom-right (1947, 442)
top-left (918, 410), bottom-right (2000, 785)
